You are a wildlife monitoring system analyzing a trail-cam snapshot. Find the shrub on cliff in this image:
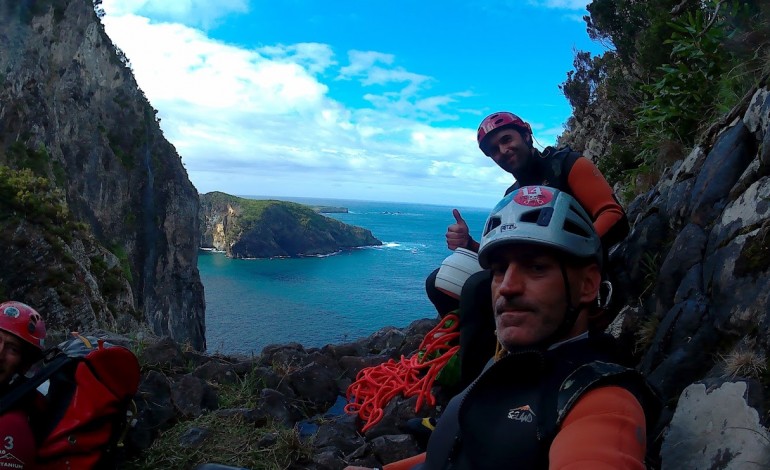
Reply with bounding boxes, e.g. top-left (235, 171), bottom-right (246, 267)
top-left (0, 165), bottom-right (77, 241)
top-left (561, 0), bottom-right (770, 193)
